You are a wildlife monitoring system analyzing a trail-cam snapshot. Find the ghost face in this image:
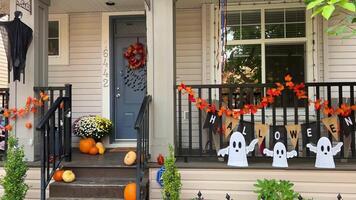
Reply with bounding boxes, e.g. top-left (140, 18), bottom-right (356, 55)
top-left (227, 132), bottom-right (248, 167)
top-left (272, 142), bottom-right (288, 167)
top-left (317, 137), bottom-right (332, 157)
top-left (230, 132), bottom-right (246, 154)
